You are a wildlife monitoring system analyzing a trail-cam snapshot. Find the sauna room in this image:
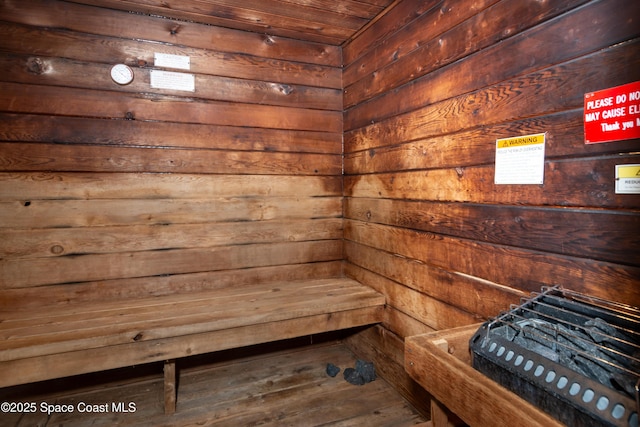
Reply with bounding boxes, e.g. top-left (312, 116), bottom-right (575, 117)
top-left (0, 0), bottom-right (638, 425)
